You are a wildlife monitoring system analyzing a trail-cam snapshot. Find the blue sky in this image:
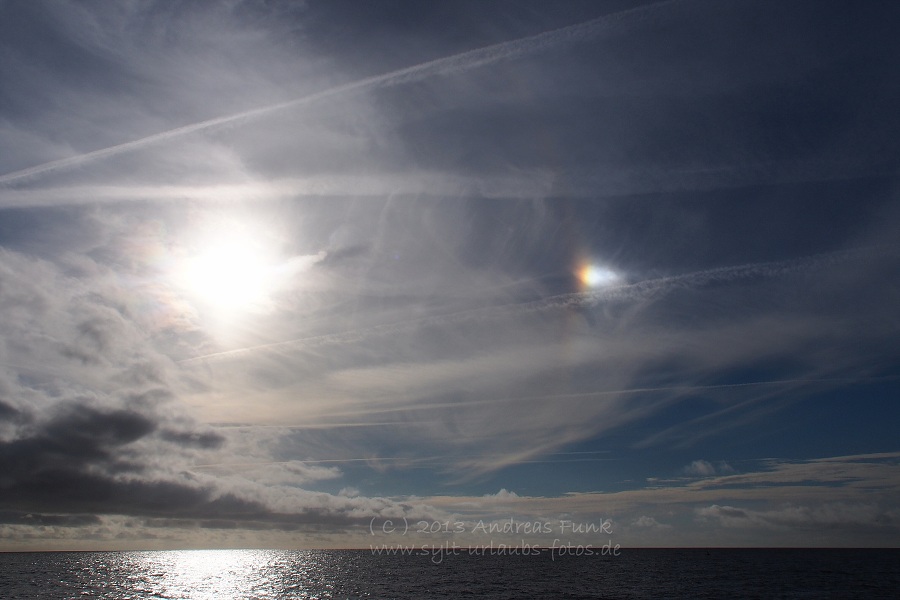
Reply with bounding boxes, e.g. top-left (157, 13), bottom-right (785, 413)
top-left (1, 0), bottom-right (899, 550)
